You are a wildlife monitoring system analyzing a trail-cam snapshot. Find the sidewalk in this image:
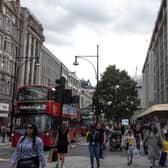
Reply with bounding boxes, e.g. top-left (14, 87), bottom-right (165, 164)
top-left (0, 137), bottom-right (11, 146)
top-left (47, 154), bottom-right (150, 168)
